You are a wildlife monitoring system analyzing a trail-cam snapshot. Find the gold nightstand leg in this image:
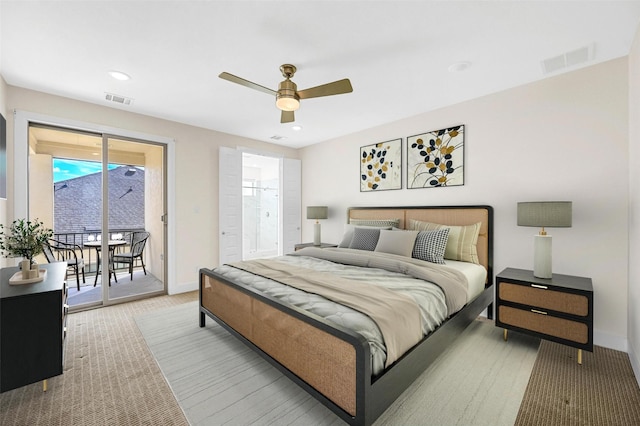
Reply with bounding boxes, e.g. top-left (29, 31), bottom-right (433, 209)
top-left (43, 379), bottom-right (48, 392)
top-left (503, 329), bottom-right (508, 341)
top-left (578, 349), bottom-right (582, 365)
